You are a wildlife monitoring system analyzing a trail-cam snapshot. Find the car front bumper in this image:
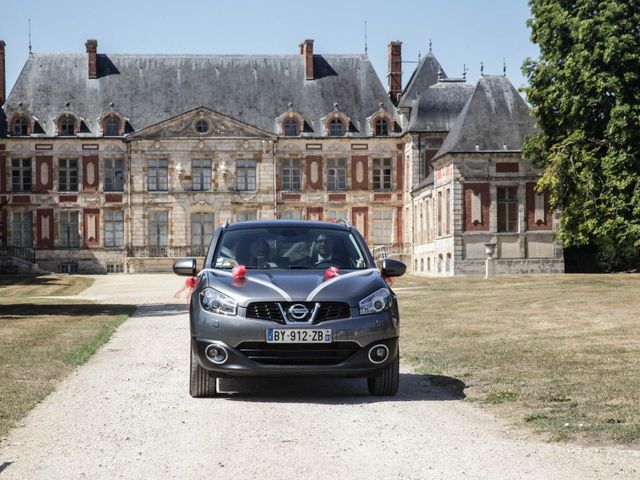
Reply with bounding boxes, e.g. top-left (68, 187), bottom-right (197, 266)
top-left (190, 307), bottom-right (400, 377)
